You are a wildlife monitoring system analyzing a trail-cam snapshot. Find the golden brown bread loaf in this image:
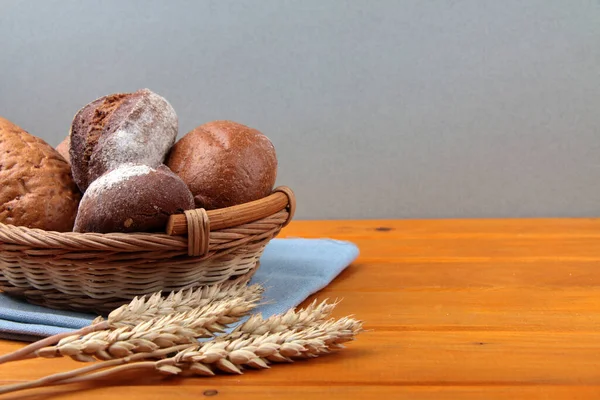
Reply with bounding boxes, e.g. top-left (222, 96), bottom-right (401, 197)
top-left (166, 120), bottom-right (277, 210)
top-left (0, 117), bottom-right (81, 231)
